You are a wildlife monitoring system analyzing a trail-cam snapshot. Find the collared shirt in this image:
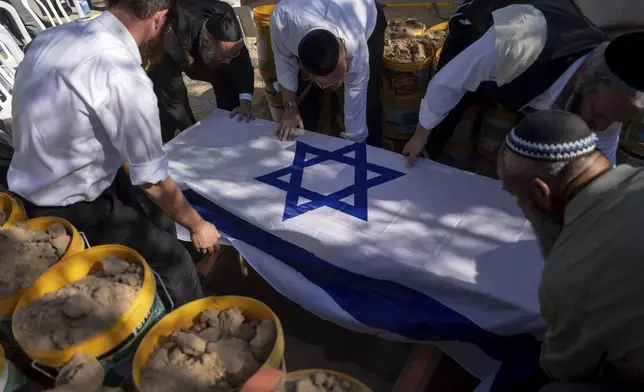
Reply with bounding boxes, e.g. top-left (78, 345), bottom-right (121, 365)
top-left (8, 12), bottom-right (169, 206)
top-left (419, 4), bottom-right (620, 164)
top-left (270, 0), bottom-right (377, 142)
top-left (540, 165), bottom-right (644, 382)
